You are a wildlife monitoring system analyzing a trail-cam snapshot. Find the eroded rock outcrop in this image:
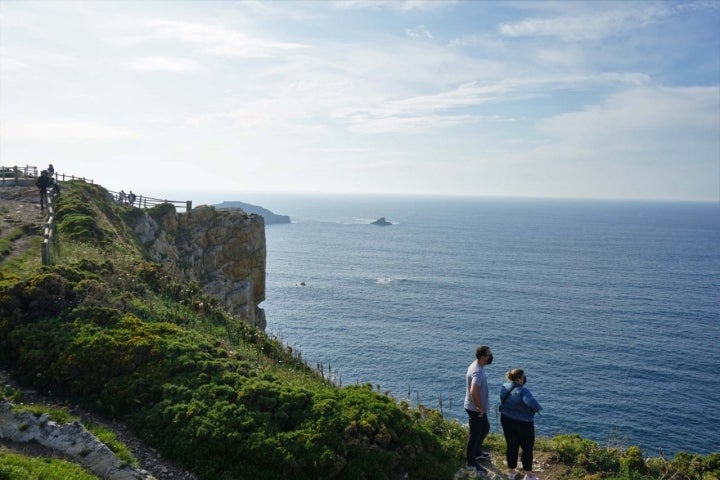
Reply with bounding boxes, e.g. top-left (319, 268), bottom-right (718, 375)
top-left (0, 401), bottom-right (155, 480)
top-left (133, 204), bottom-right (266, 330)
